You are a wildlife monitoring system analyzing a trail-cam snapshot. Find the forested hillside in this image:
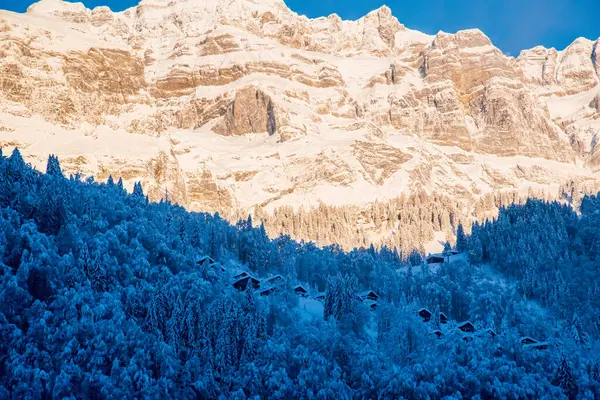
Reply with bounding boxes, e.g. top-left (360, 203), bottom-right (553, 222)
top-left (1, 148), bottom-right (600, 399)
